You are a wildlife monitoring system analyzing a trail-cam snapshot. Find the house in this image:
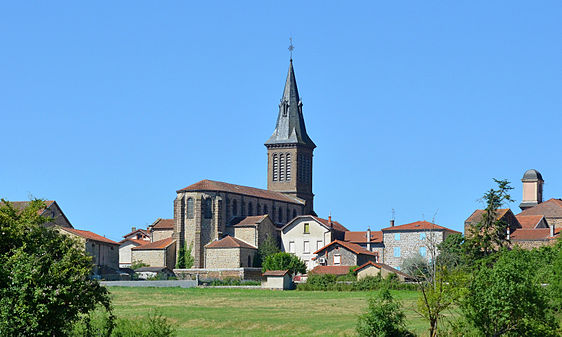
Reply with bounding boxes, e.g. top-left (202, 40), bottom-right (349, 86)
top-left (262, 270), bottom-right (293, 290)
top-left (204, 236), bottom-right (257, 268)
top-left (313, 240), bottom-right (378, 268)
top-left (149, 218), bottom-right (174, 242)
top-left (381, 221), bottom-right (461, 270)
top-left (228, 214), bottom-right (278, 248)
top-left (58, 227), bottom-right (120, 275)
top-left (280, 215), bottom-right (348, 270)
top-left (343, 228), bottom-right (383, 259)
top-left (122, 227), bottom-right (150, 241)
top-left (308, 265), bottom-right (350, 276)
top-left (131, 237), bottom-right (176, 270)
top-left (1, 200), bottom-right (73, 228)
top-left (119, 238), bottom-right (149, 268)
top-left (464, 169), bottom-right (560, 249)
top-left (353, 261), bottom-right (413, 282)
